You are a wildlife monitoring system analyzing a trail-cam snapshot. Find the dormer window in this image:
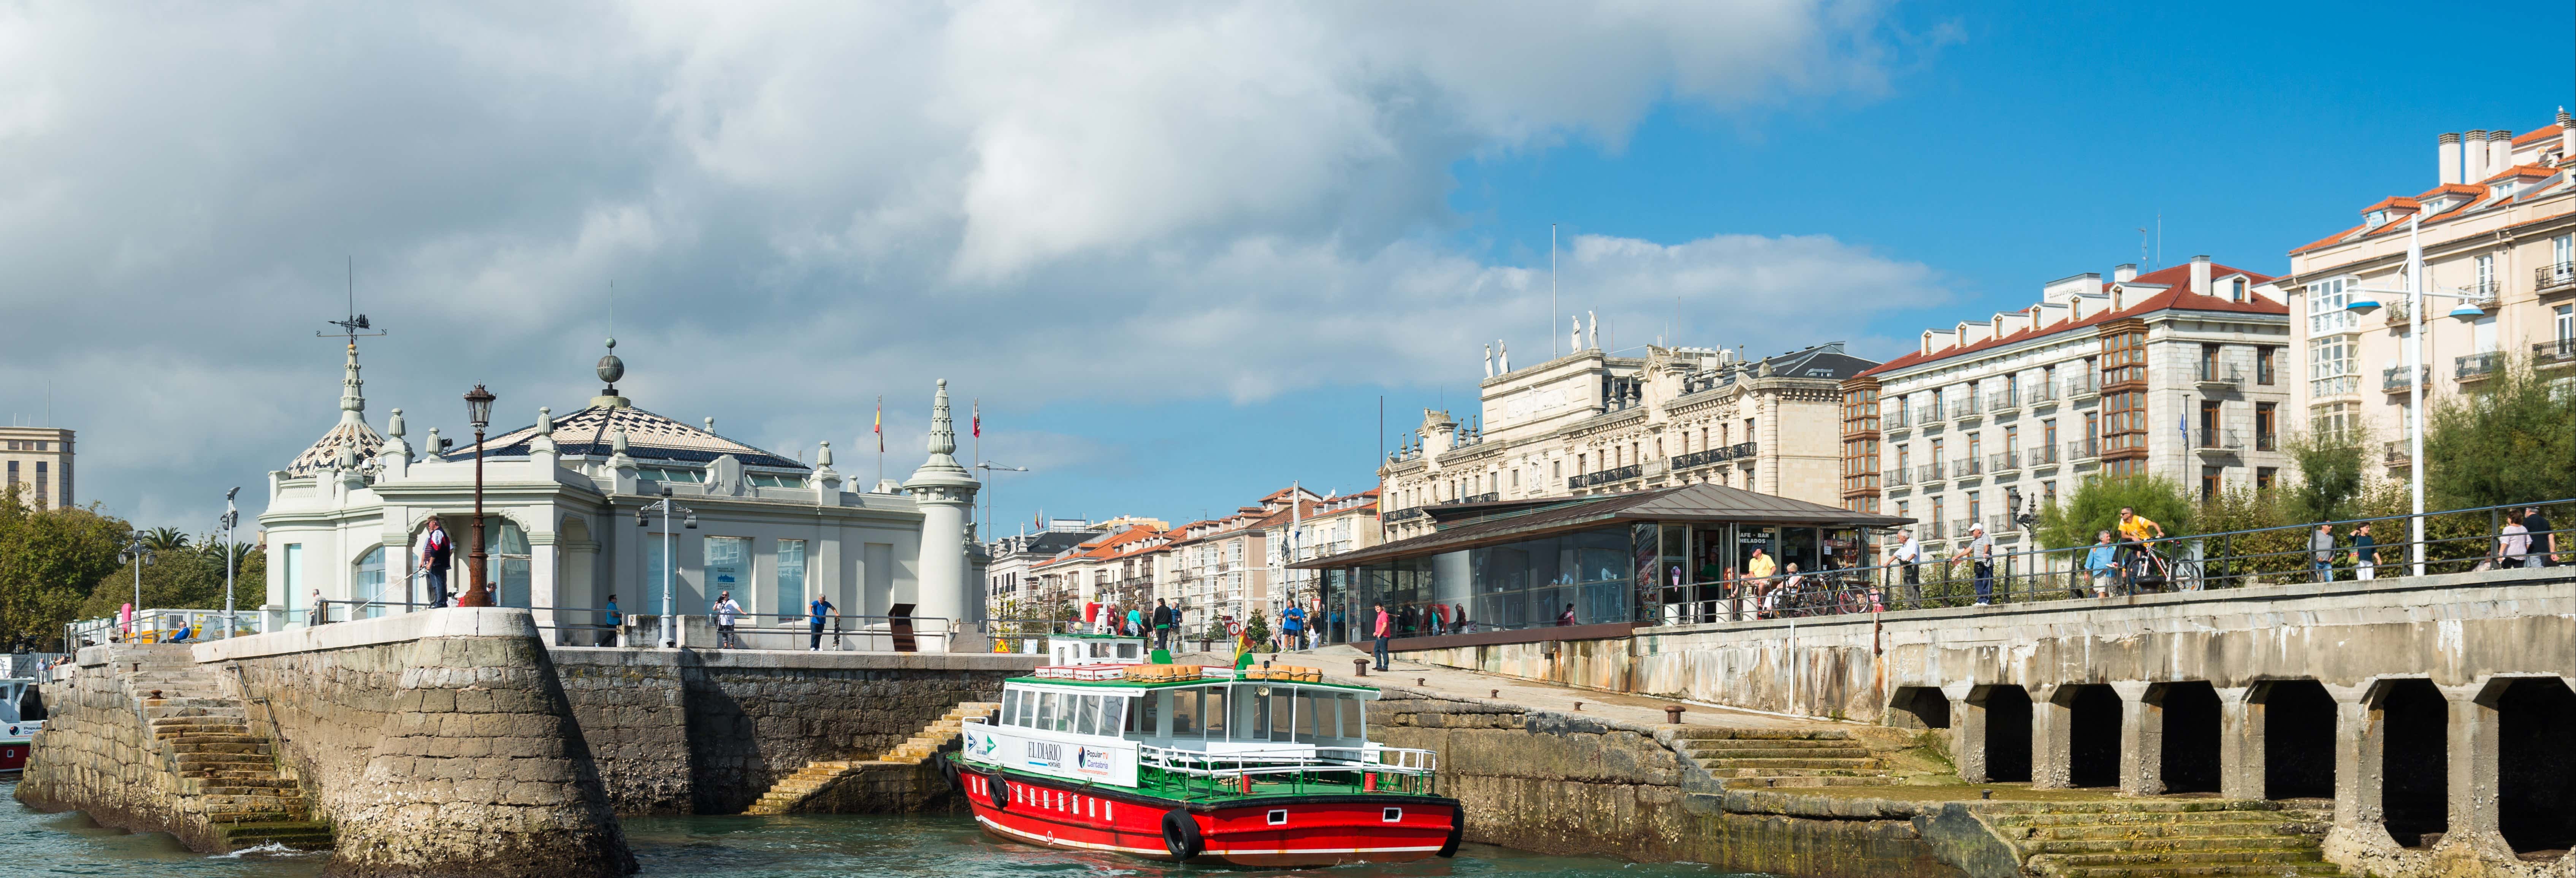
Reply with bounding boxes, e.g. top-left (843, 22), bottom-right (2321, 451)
top-left (2365, 210), bottom-right (2388, 229)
